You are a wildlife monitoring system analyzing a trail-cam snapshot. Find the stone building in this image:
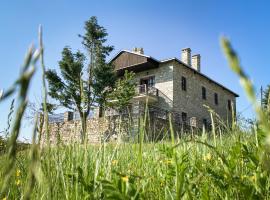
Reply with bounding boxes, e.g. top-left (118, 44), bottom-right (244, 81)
top-left (109, 47), bottom-right (238, 128)
top-left (46, 47), bottom-right (238, 144)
